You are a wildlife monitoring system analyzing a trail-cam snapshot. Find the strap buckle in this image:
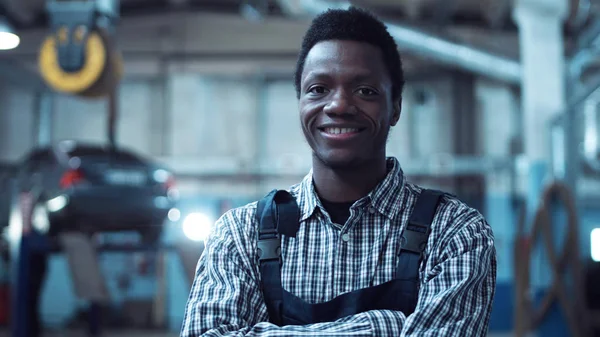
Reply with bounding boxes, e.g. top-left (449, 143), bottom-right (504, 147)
top-left (257, 237), bottom-right (281, 262)
top-left (401, 222), bottom-right (431, 254)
